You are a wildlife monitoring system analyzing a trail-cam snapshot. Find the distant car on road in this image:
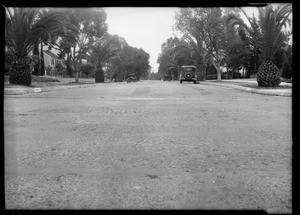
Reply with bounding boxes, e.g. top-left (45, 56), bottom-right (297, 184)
top-left (179, 65), bottom-right (197, 84)
top-left (127, 74), bottom-right (137, 83)
top-left (163, 73), bottom-right (172, 81)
